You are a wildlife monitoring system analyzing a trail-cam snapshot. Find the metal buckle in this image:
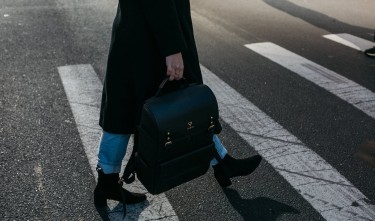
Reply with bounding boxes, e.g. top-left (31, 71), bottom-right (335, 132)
top-left (187, 121), bottom-right (194, 130)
